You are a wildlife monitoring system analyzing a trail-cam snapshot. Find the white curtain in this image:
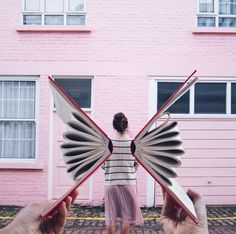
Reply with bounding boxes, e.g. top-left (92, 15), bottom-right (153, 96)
top-left (45, 15), bottom-right (64, 25)
top-left (67, 15), bottom-right (85, 25)
top-left (0, 81), bottom-right (36, 159)
top-left (198, 17), bottom-right (215, 26)
top-left (45, 0), bottom-right (64, 12)
top-left (219, 17), bottom-right (236, 26)
top-left (199, 0), bottom-right (214, 12)
top-left (219, 0), bottom-right (236, 15)
top-left (68, 0), bottom-right (84, 11)
top-left (25, 0), bottom-right (40, 11)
